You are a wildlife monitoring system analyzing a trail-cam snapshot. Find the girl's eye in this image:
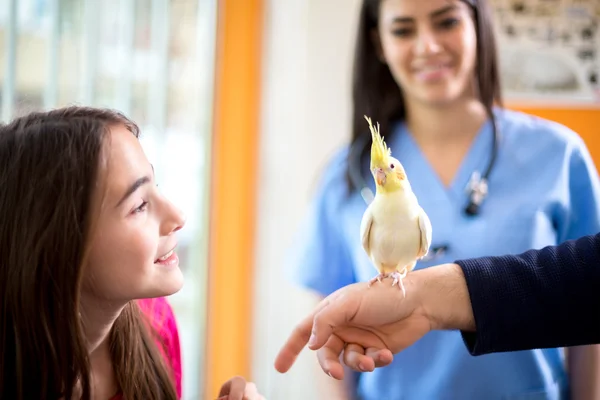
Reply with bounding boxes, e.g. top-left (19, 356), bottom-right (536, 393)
top-left (133, 201), bottom-right (148, 214)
